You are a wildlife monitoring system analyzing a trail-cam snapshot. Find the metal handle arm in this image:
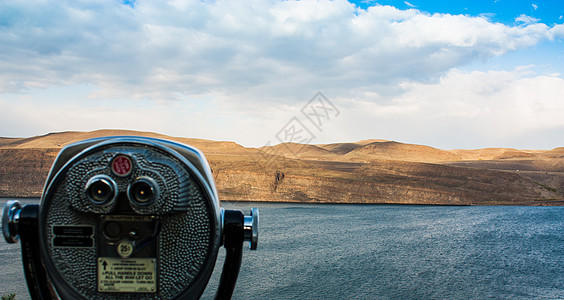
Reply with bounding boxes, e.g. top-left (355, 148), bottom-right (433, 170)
top-left (215, 208), bottom-right (259, 300)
